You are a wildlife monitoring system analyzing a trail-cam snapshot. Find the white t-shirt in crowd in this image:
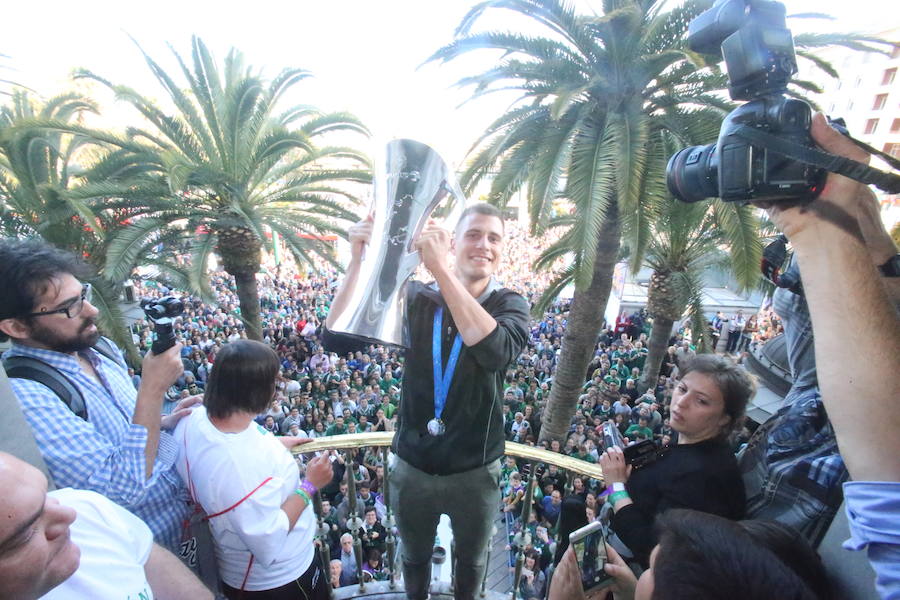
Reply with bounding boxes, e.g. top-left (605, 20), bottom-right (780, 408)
top-left (41, 488), bottom-right (153, 600)
top-left (285, 380), bottom-right (301, 396)
top-left (174, 406), bottom-right (315, 591)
